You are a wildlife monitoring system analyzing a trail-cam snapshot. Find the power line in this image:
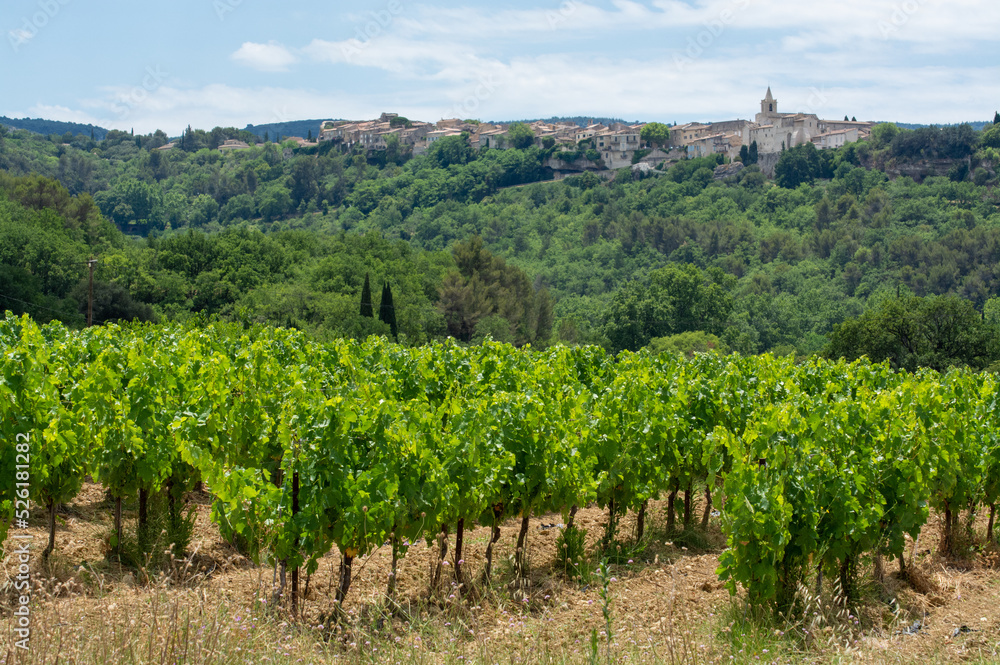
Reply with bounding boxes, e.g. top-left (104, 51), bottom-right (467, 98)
top-left (0, 258), bottom-right (107, 325)
top-left (0, 292), bottom-right (106, 326)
